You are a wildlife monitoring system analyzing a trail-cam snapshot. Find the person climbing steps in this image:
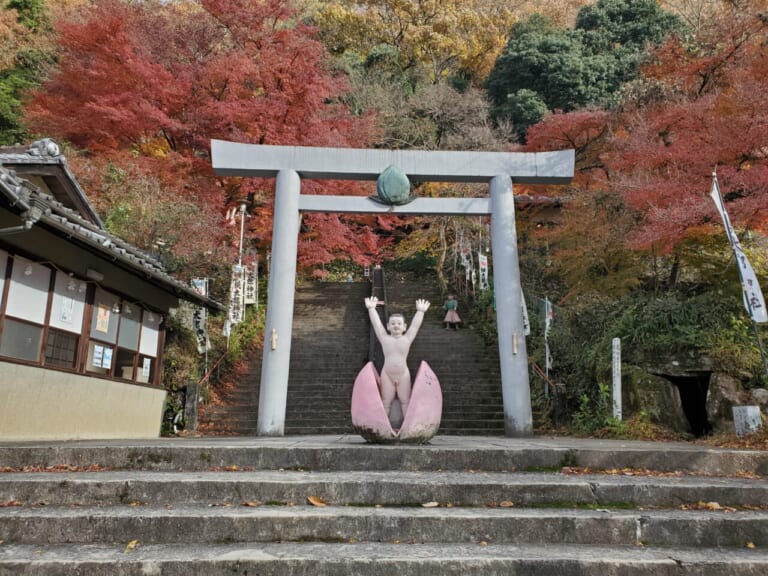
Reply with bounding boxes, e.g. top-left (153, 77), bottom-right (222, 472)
top-left (443, 293), bottom-right (461, 330)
